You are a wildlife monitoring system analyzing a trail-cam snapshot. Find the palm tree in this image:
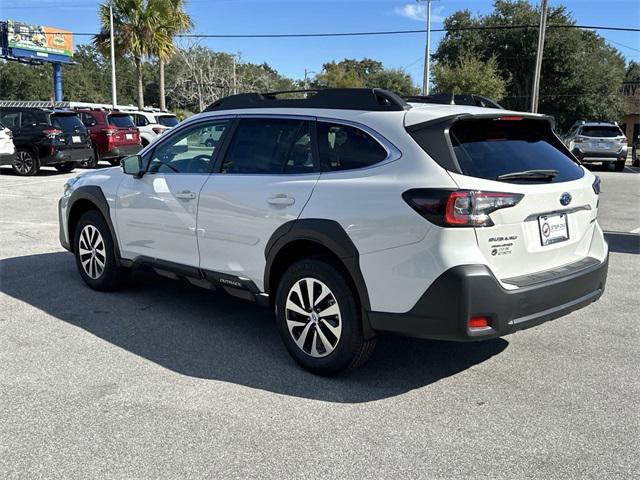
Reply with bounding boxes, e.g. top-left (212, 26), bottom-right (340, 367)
top-left (95, 0), bottom-right (171, 109)
top-left (154, 0), bottom-right (192, 111)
